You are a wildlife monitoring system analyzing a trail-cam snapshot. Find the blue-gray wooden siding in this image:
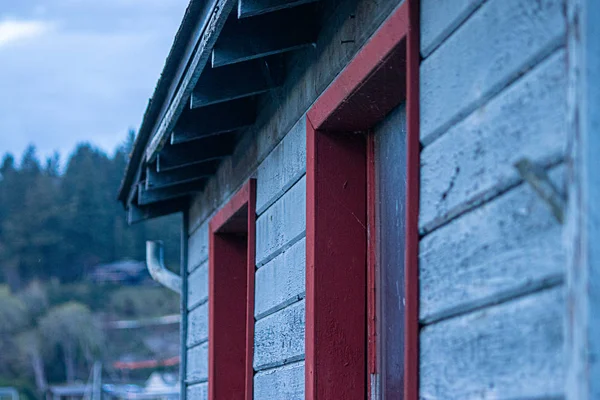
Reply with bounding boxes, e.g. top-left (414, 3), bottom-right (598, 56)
top-left (419, 0), bottom-right (567, 397)
top-left (183, 0), bottom-right (569, 398)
